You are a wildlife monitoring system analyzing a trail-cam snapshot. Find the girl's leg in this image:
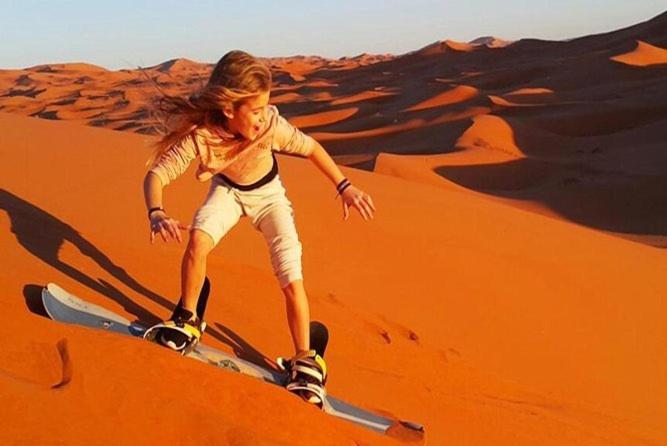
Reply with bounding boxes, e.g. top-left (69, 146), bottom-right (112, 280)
top-left (281, 279), bottom-right (311, 354)
top-left (181, 177), bottom-right (242, 317)
top-left (179, 229), bottom-right (215, 314)
top-left (247, 191), bottom-right (309, 354)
